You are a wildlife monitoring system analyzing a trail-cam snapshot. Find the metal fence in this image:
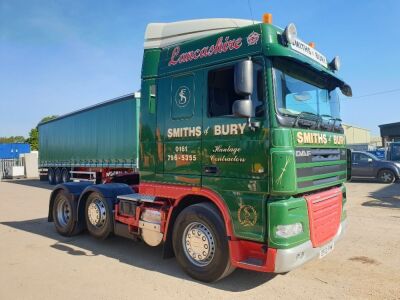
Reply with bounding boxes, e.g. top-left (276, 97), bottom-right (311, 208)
top-left (0, 158), bottom-right (24, 179)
